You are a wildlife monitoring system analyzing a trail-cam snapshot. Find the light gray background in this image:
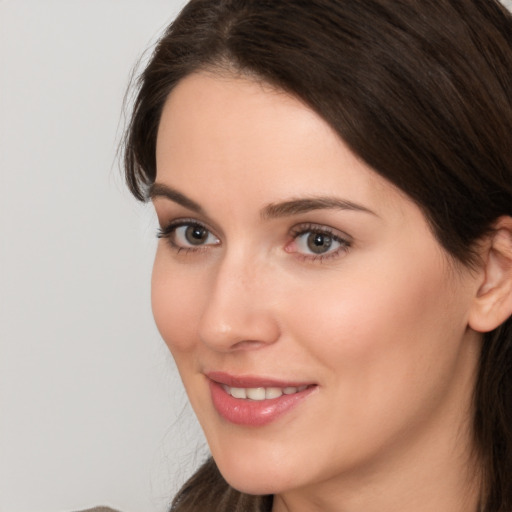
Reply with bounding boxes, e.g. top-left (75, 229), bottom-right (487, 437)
top-left (0, 2), bottom-right (207, 512)
top-left (1, 1), bottom-right (511, 512)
